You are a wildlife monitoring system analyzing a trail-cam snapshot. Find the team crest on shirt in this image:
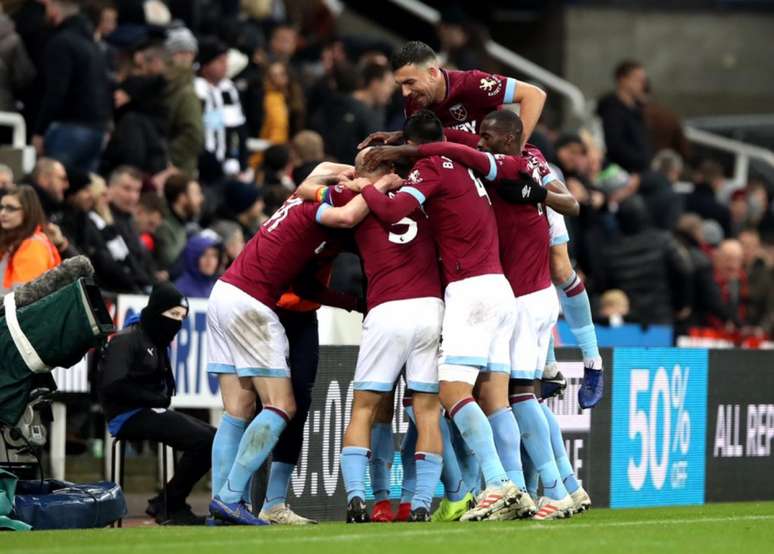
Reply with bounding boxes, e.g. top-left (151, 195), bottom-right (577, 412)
top-left (407, 169), bottom-right (422, 184)
top-left (449, 103), bottom-right (468, 122)
top-left (479, 75), bottom-right (503, 97)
